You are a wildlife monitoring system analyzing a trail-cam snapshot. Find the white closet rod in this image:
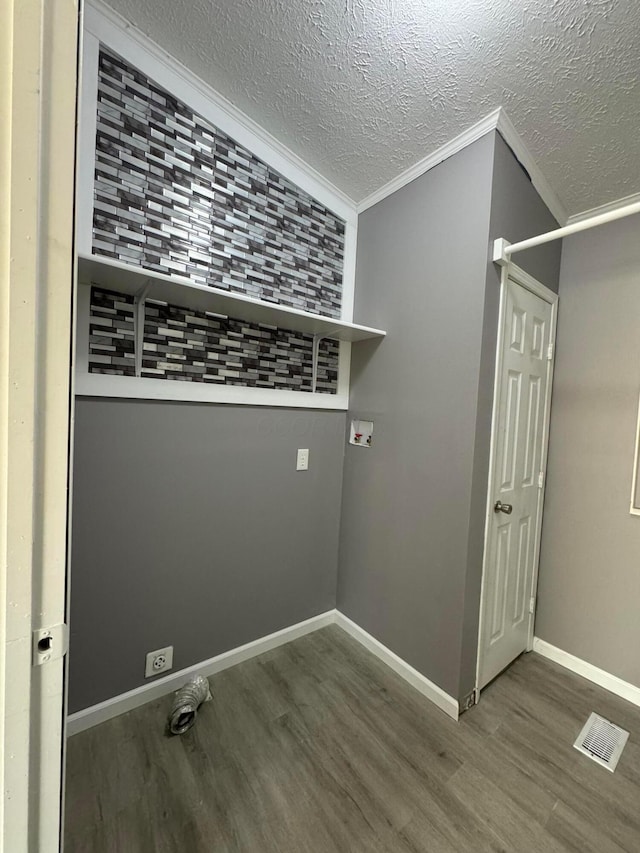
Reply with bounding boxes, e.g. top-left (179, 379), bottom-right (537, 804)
top-left (493, 199), bottom-right (640, 264)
